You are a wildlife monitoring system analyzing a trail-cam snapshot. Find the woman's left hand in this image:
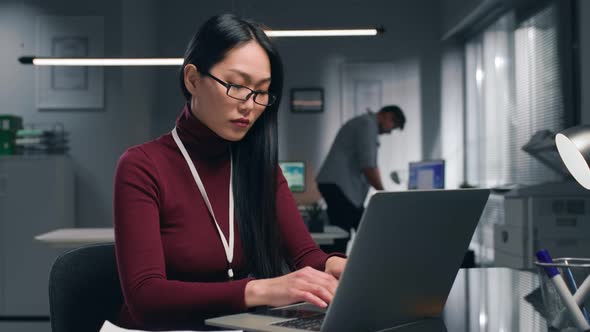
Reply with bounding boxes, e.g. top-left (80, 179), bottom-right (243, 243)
top-left (324, 256), bottom-right (347, 279)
